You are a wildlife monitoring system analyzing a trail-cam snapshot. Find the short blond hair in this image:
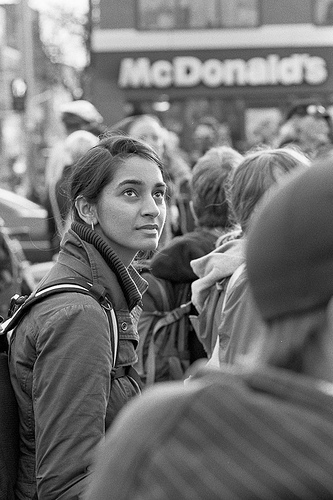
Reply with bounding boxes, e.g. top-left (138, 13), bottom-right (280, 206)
top-left (229, 147), bottom-right (310, 232)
